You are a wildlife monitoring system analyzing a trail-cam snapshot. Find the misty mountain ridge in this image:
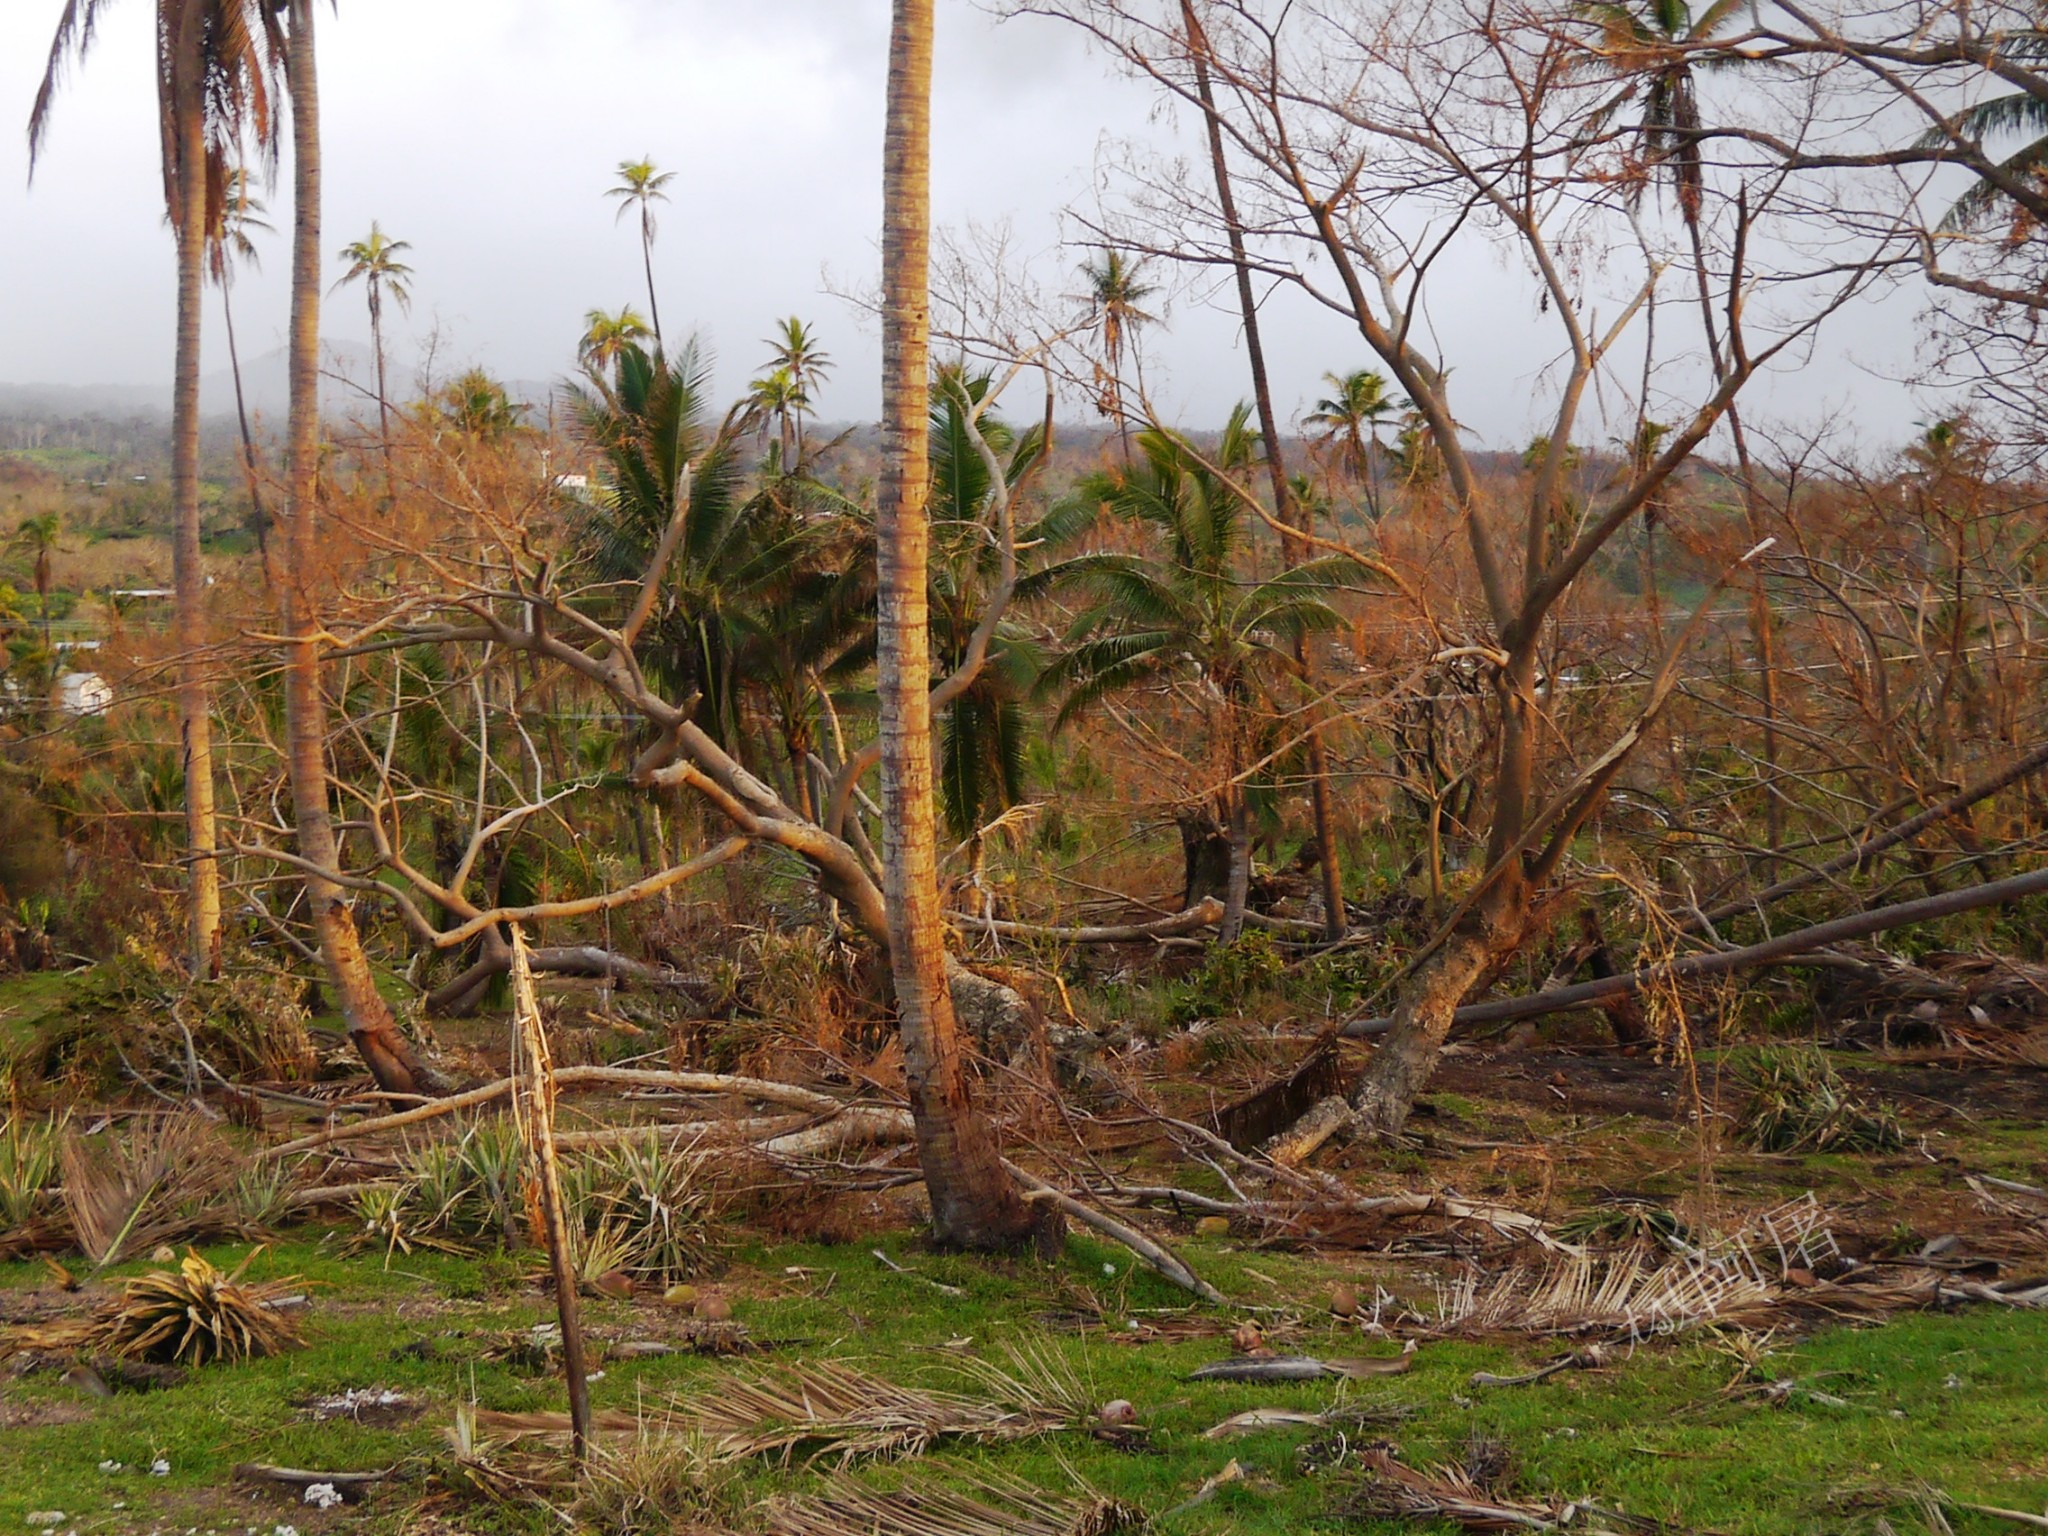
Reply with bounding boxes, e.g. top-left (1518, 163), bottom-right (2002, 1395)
top-left (0, 341), bottom-right (561, 425)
